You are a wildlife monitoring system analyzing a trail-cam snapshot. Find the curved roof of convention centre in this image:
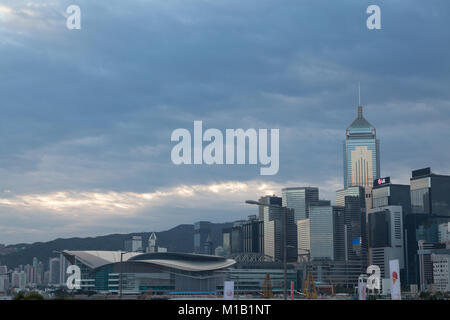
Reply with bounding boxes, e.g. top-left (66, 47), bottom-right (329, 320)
top-left (61, 250), bottom-right (236, 272)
